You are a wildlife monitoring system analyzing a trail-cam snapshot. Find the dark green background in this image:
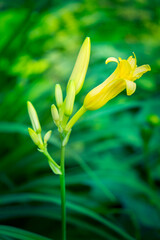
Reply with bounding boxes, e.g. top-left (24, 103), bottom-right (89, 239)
top-left (0, 0), bottom-right (160, 239)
